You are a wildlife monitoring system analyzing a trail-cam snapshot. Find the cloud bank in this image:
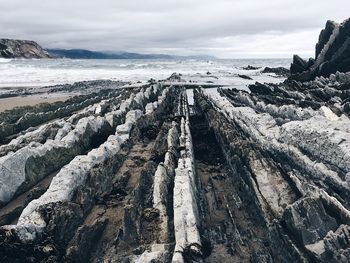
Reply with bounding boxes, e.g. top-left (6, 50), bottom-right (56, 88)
top-left (0, 0), bottom-right (349, 58)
